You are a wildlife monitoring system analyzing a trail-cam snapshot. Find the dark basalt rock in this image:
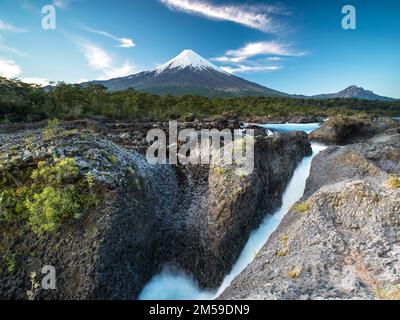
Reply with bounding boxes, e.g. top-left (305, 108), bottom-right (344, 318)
top-left (244, 125), bottom-right (269, 137)
top-left (309, 116), bottom-right (400, 145)
top-left (0, 121), bottom-right (311, 299)
top-left (0, 129), bottom-right (178, 300)
top-left (160, 132), bottom-right (312, 289)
